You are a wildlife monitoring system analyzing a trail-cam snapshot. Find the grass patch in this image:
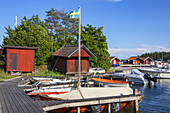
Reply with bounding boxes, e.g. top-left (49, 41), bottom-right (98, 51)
top-left (0, 61), bottom-right (18, 81)
top-left (30, 70), bottom-right (65, 77)
top-left (0, 62), bottom-right (64, 81)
